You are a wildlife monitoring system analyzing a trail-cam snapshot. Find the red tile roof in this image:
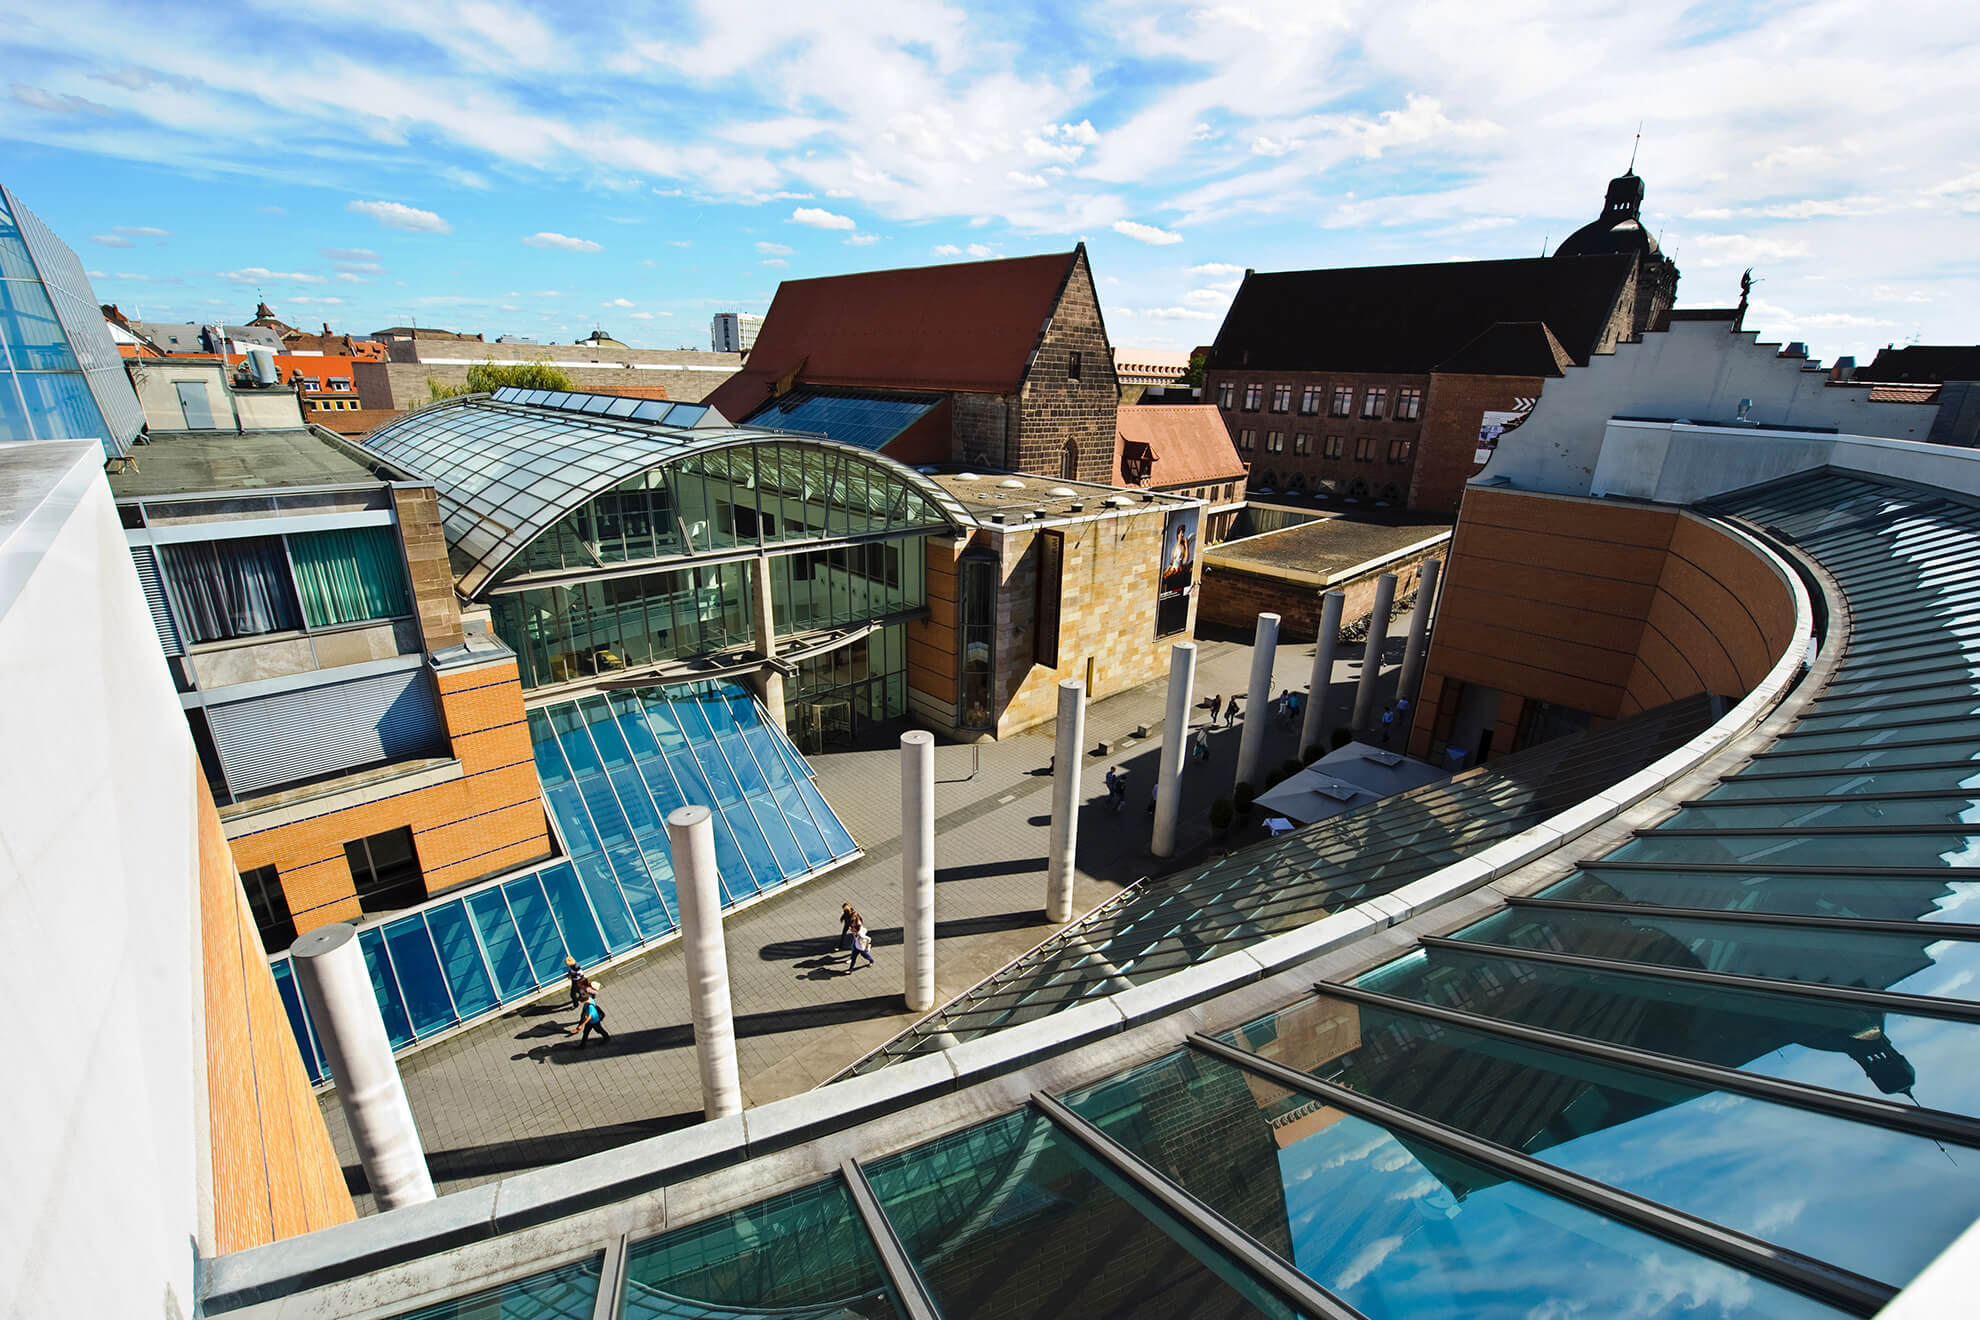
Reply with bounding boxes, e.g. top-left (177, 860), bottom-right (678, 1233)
top-left (706, 250), bottom-right (1081, 419)
top-left (1115, 405), bottom-right (1247, 490)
